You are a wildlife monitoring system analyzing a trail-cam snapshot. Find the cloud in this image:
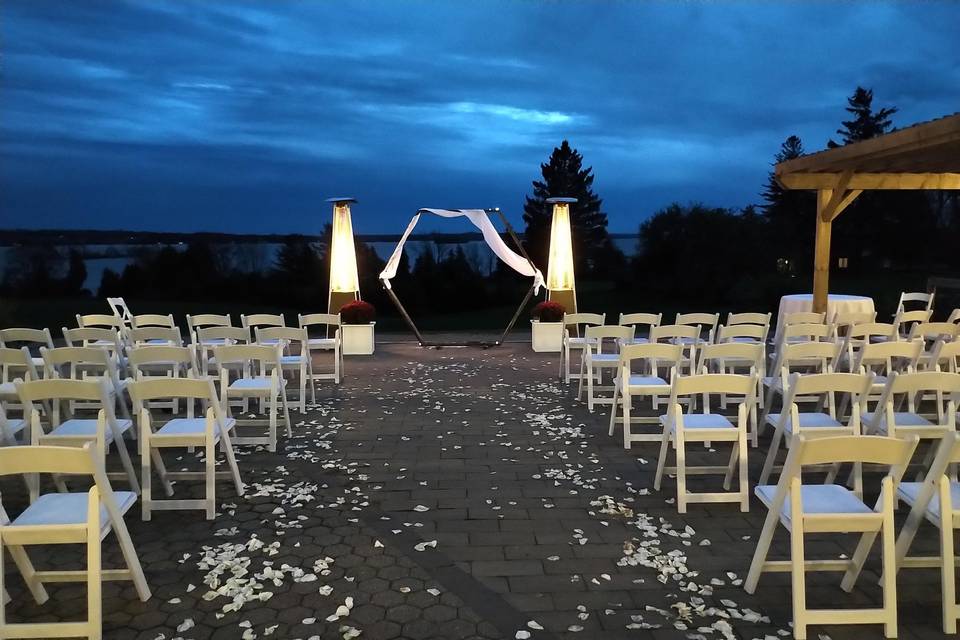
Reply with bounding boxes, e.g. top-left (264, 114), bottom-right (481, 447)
top-left (1, 0), bottom-right (958, 232)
